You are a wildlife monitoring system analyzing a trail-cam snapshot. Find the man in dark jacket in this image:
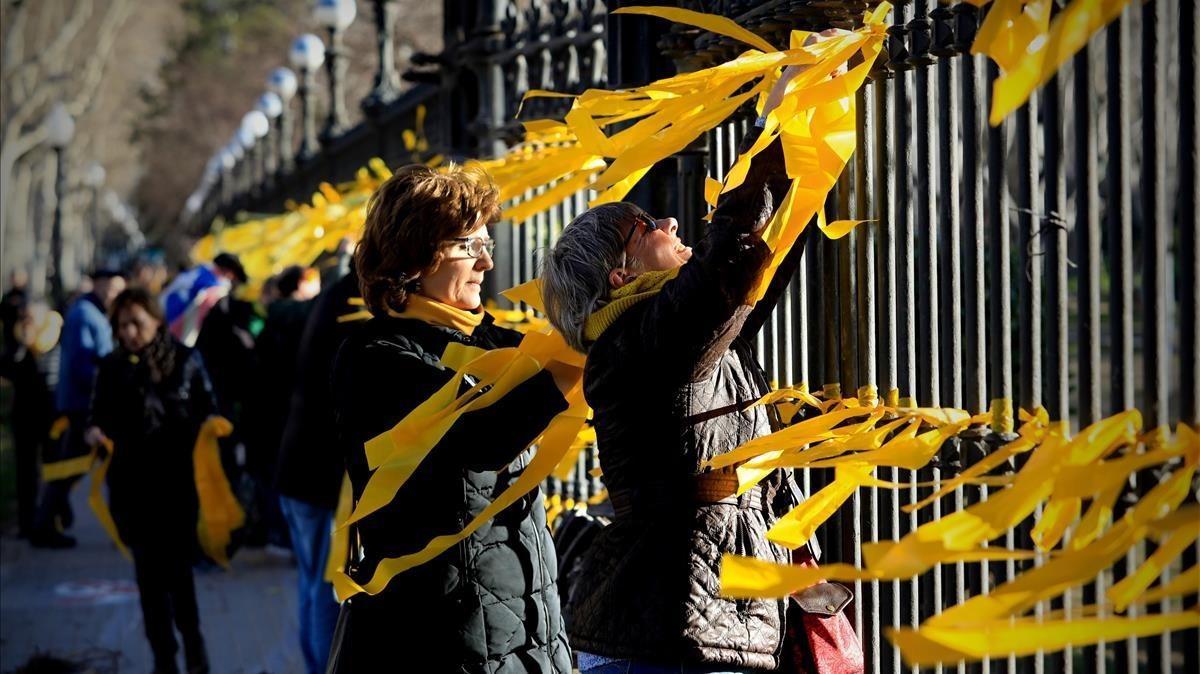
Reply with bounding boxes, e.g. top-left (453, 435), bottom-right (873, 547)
top-left (32, 270), bottom-right (125, 548)
top-left (274, 268), bottom-right (358, 674)
top-left (243, 266), bottom-right (318, 549)
top-left (540, 53), bottom-right (846, 671)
